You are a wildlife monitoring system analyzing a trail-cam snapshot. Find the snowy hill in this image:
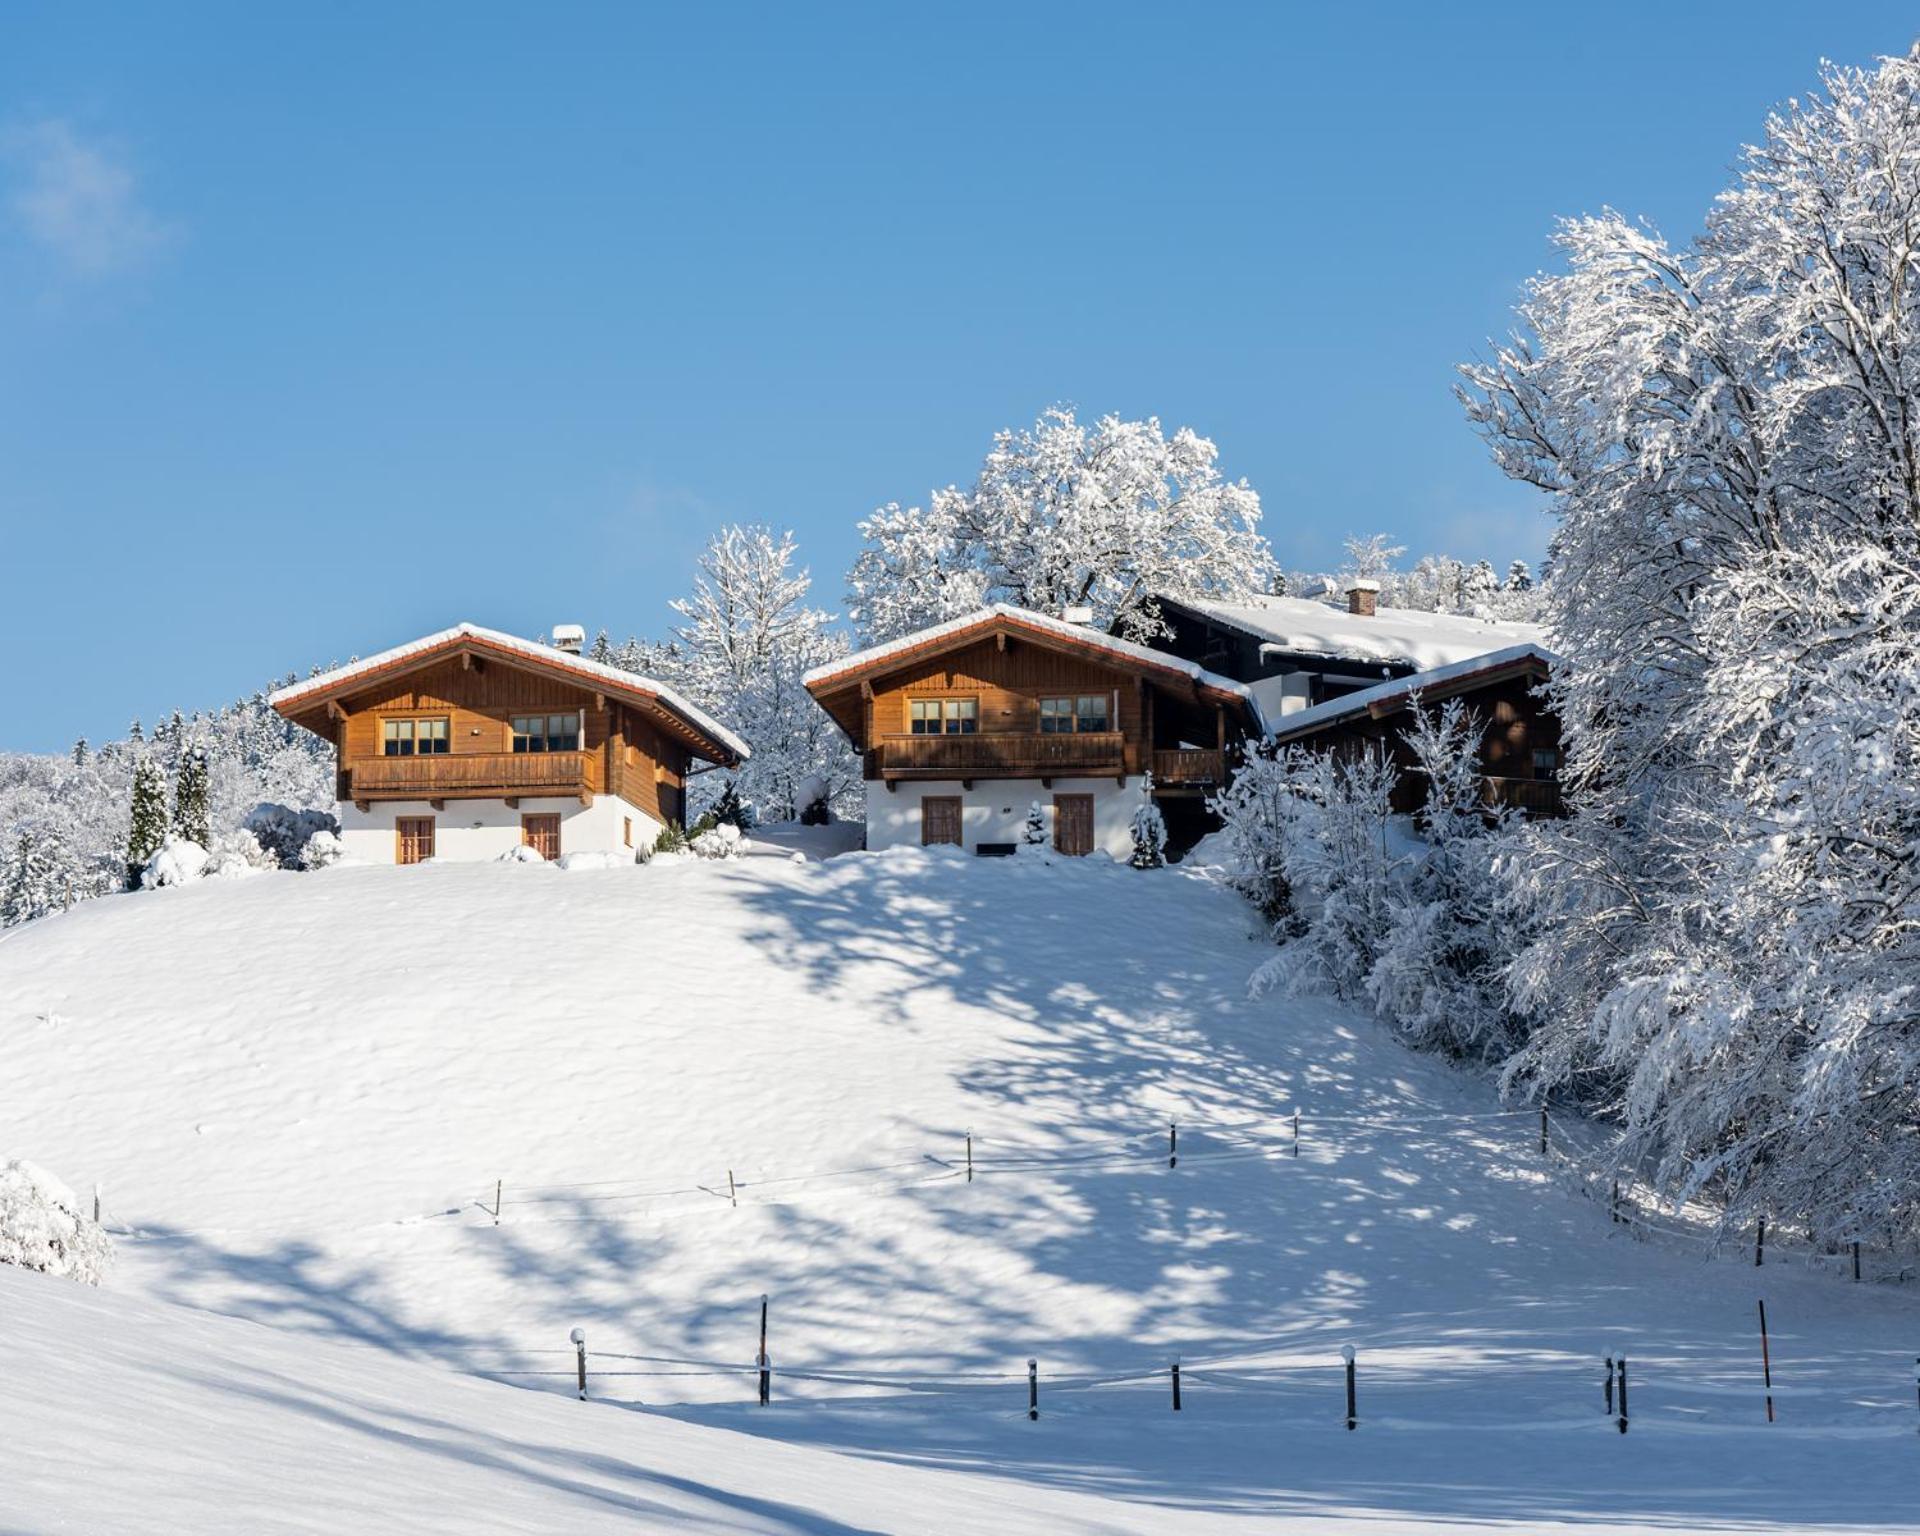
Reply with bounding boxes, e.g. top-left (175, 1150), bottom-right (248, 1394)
top-left (2, 844), bottom-right (1917, 1533)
